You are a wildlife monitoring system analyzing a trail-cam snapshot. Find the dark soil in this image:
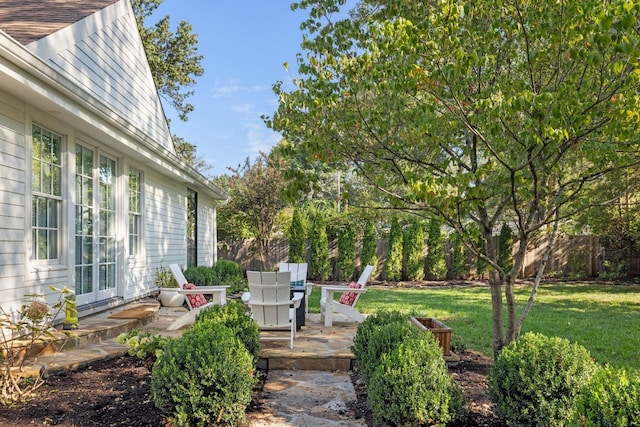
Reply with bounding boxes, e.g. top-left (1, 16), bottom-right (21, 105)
top-left (0, 349), bottom-right (500, 427)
